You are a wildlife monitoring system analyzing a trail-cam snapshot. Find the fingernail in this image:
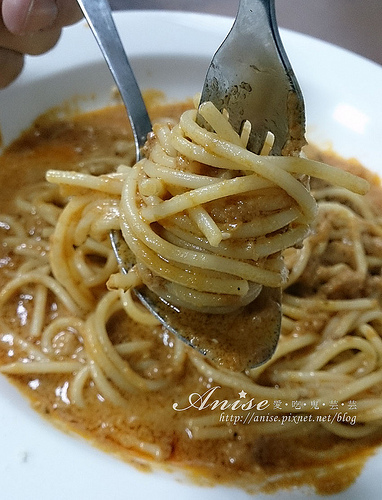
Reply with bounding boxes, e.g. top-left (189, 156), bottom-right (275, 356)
top-left (21, 0), bottom-right (59, 34)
